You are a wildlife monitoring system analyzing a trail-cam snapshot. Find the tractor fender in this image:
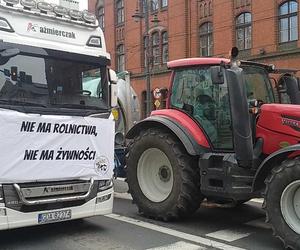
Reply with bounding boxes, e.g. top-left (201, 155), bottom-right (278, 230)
top-left (126, 116), bottom-right (209, 156)
top-left (252, 144), bottom-right (300, 192)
